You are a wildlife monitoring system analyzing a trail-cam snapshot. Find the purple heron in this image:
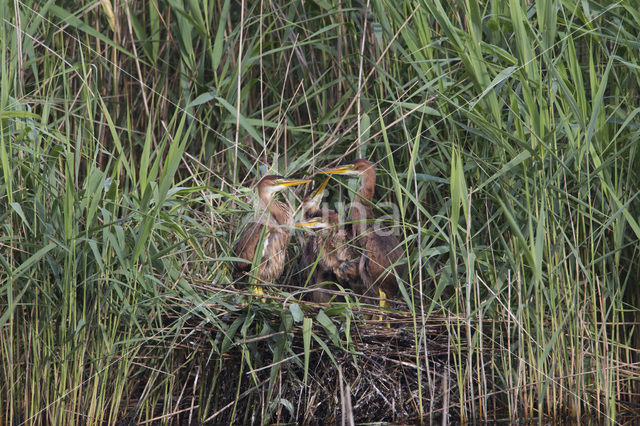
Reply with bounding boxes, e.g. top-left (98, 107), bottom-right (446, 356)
top-left (295, 177), bottom-right (361, 302)
top-left (234, 175), bottom-right (311, 289)
top-left (321, 159), bottom-right (405, 309)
